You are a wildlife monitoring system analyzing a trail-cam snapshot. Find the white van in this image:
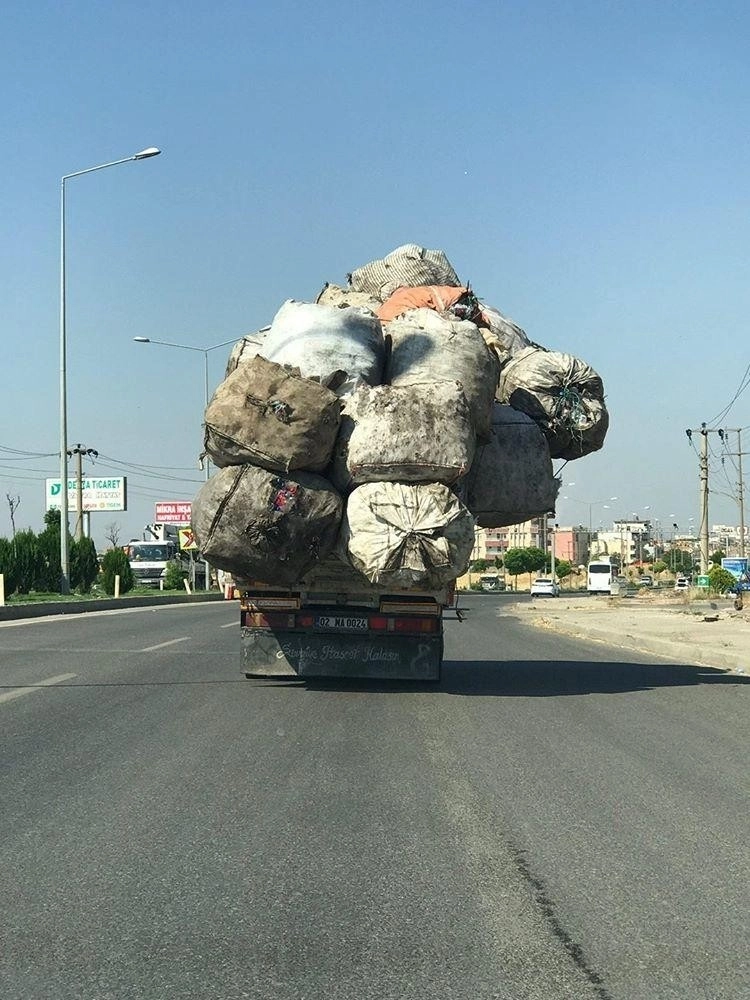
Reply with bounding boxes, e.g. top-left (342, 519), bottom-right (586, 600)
top-left (587, 559), bottom-right (613, 594)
